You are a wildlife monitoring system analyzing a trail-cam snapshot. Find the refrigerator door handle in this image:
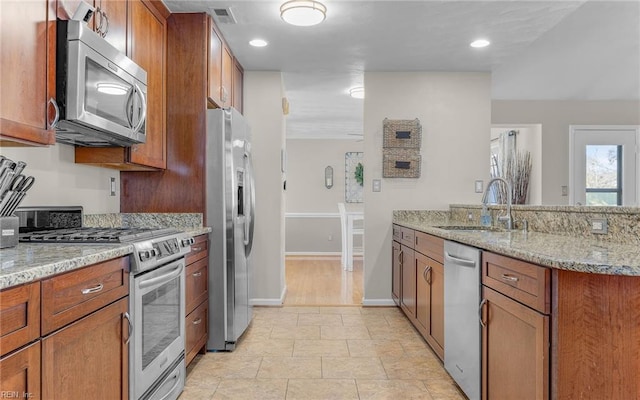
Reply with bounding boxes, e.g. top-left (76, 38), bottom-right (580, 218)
top-left (244, 150), bottom-right (255, 256)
